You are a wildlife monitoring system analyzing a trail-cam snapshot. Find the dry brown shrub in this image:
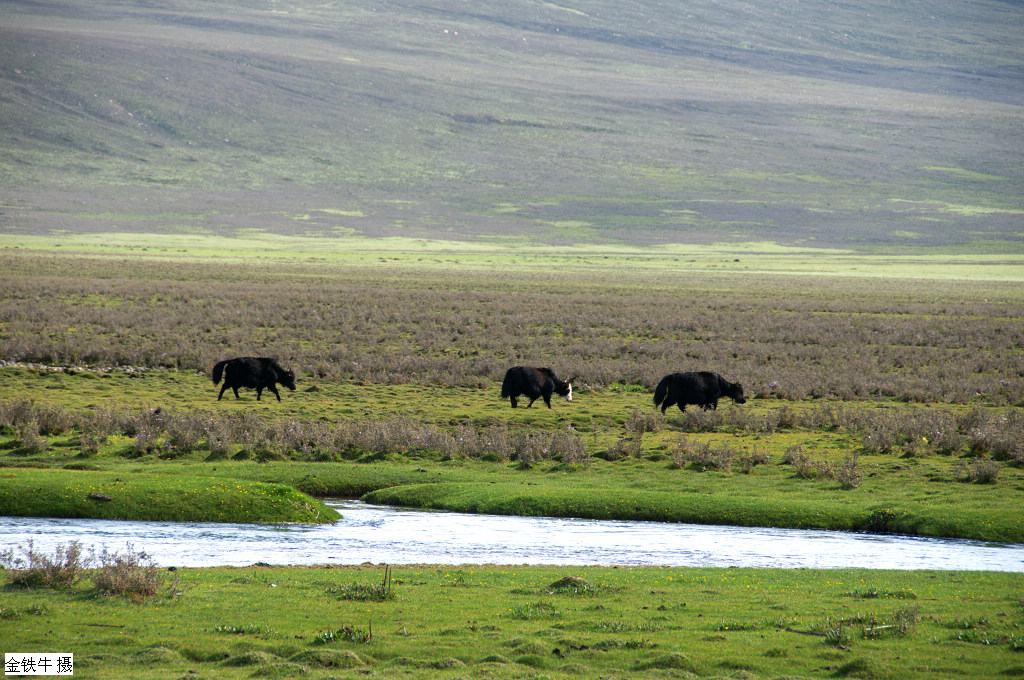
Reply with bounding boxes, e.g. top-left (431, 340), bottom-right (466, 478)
top-left (90, 543), bottom-right (169, 599)
top-left (0, 541), bottom-right (89, 591)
